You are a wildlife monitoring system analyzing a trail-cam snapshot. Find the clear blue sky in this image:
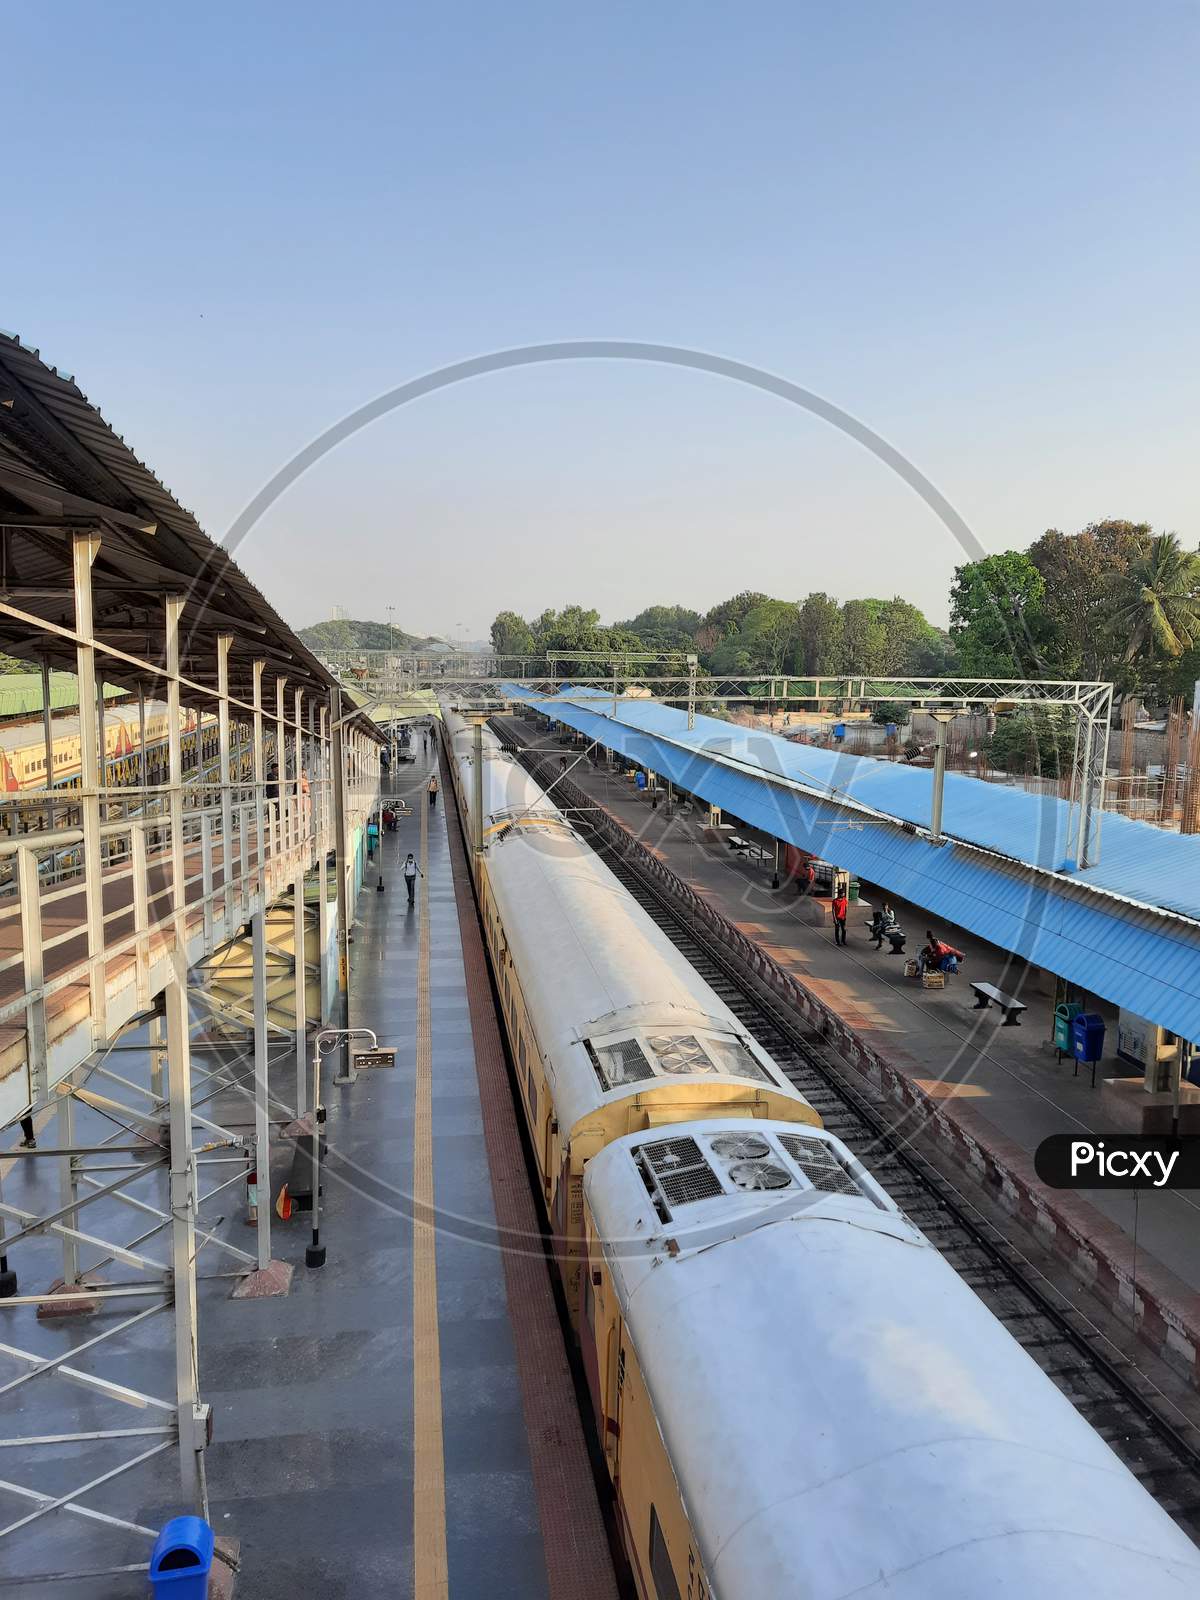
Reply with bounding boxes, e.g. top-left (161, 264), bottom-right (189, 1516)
top-left (6, 2), bottom-right (1197, 638)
